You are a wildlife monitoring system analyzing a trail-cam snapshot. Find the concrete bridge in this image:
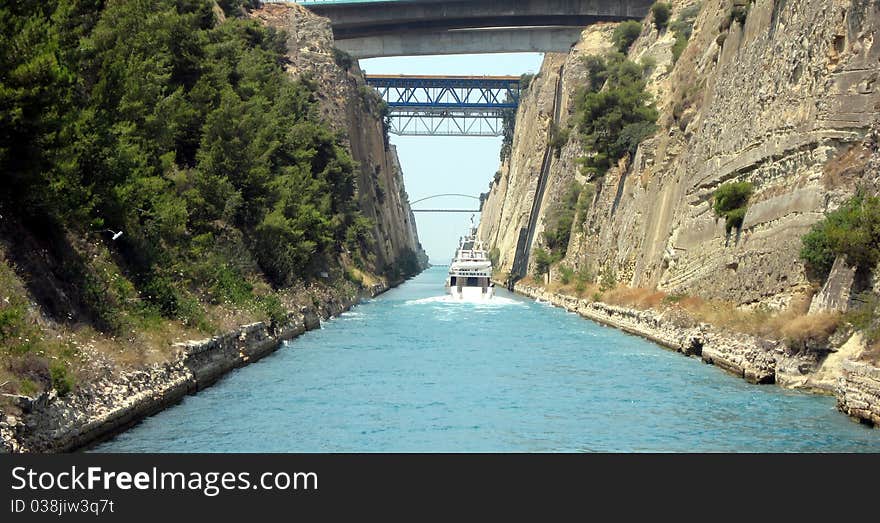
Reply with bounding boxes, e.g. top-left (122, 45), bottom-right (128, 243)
top-left (287, 0), bottom-right (653, 58)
